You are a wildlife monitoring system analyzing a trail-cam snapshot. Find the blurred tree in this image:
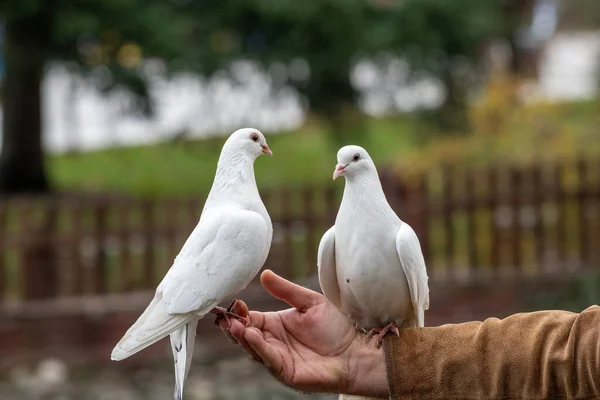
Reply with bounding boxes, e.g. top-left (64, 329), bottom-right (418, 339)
top-left (0, 0), bottom-right (196, 193)
top-left (505, 0), bottom-right (537, 77)
top-left (189, 0), bottom-right (511, 139)
top-left (383, 0), bottom-right (512, 129)
top-left (0, 0), bottom-right (512, 193)
top-left (0, 2), bottom-right (53, 193)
